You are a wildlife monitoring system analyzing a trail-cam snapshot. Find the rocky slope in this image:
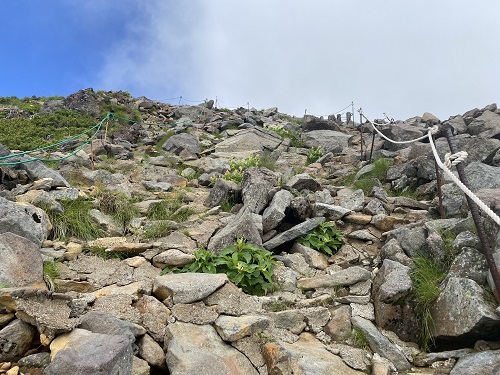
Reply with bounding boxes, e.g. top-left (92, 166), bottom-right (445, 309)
top-left (1, 89), bottom-right (500, 375)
